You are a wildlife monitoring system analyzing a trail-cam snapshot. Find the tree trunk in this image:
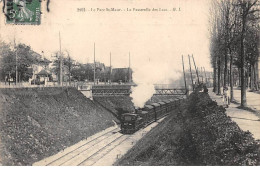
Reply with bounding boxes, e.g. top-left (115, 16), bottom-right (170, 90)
top-left (240, 15), bottom-right (247, 107)
top-left (255, 60), bottom-right (259, 90)
top-left (217, 56), bottom-right (221, 95)
top-left (213, 59), bottom-right (217, 92)
top-left (238, 67), bottom-right (241, 87)
top-left (230, 53), bottom-right (234, 101)
top-left (254, 62), bottom-right (259, 90)
top-left (228, 70), bottom-right (230, 86)
top-left (246, 64), bottom-right (250, 89)
top-left (250, 64), bottom-right (253, 90)
top-left (224, 49), bottom-right (228, 89)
